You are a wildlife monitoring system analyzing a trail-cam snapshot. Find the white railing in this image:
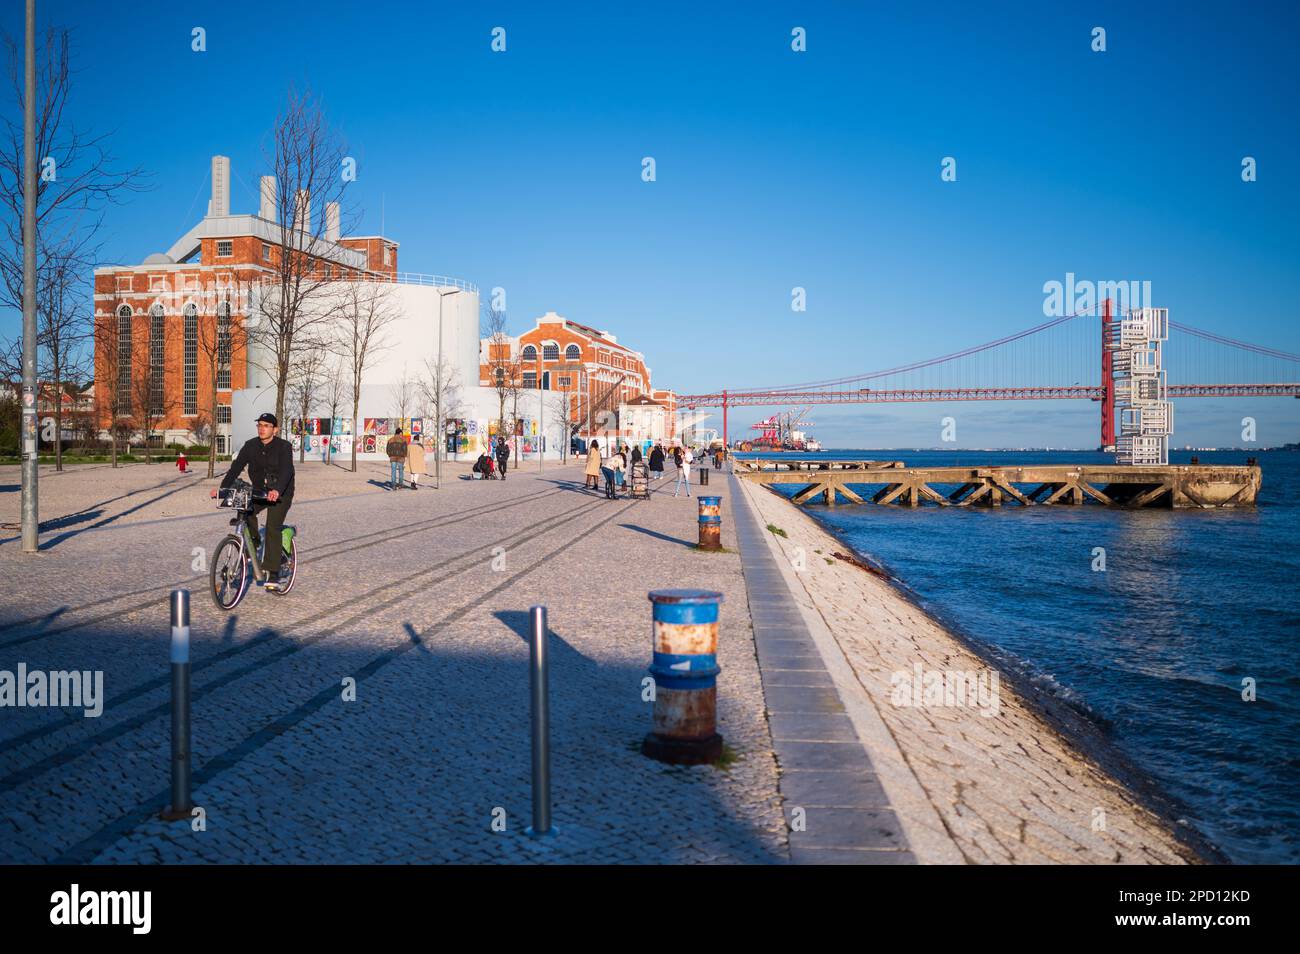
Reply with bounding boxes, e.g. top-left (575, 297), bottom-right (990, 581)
top-left (376, 273), bottom-right (479, 293)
